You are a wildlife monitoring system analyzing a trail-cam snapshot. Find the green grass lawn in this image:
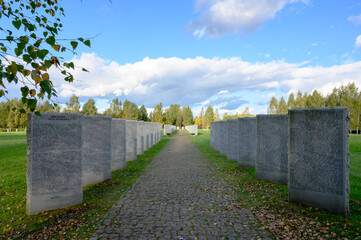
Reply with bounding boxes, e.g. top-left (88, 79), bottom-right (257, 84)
top-left (190, 130), bottom-right (361, 239)
top-left (0, 131), bottom-right (173, 239)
